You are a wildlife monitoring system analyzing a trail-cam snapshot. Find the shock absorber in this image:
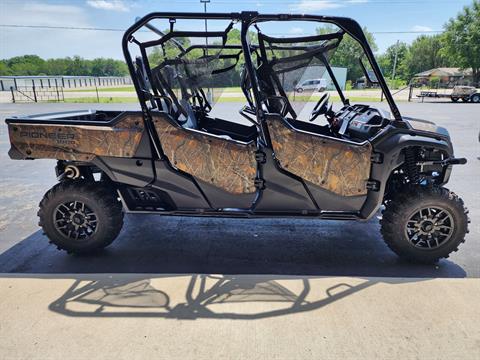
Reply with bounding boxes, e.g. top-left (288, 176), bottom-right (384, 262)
top-left (404, 148), bottom-right (420, 184)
